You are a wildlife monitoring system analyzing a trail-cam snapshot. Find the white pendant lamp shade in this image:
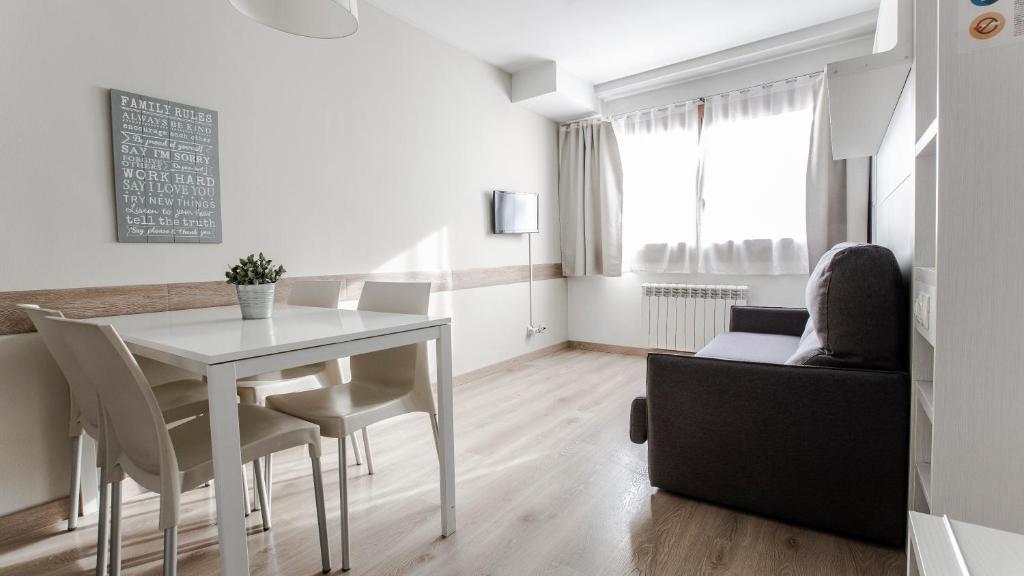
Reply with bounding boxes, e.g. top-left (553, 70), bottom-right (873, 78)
top-left (228, 0), bottom-right (359, 39)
